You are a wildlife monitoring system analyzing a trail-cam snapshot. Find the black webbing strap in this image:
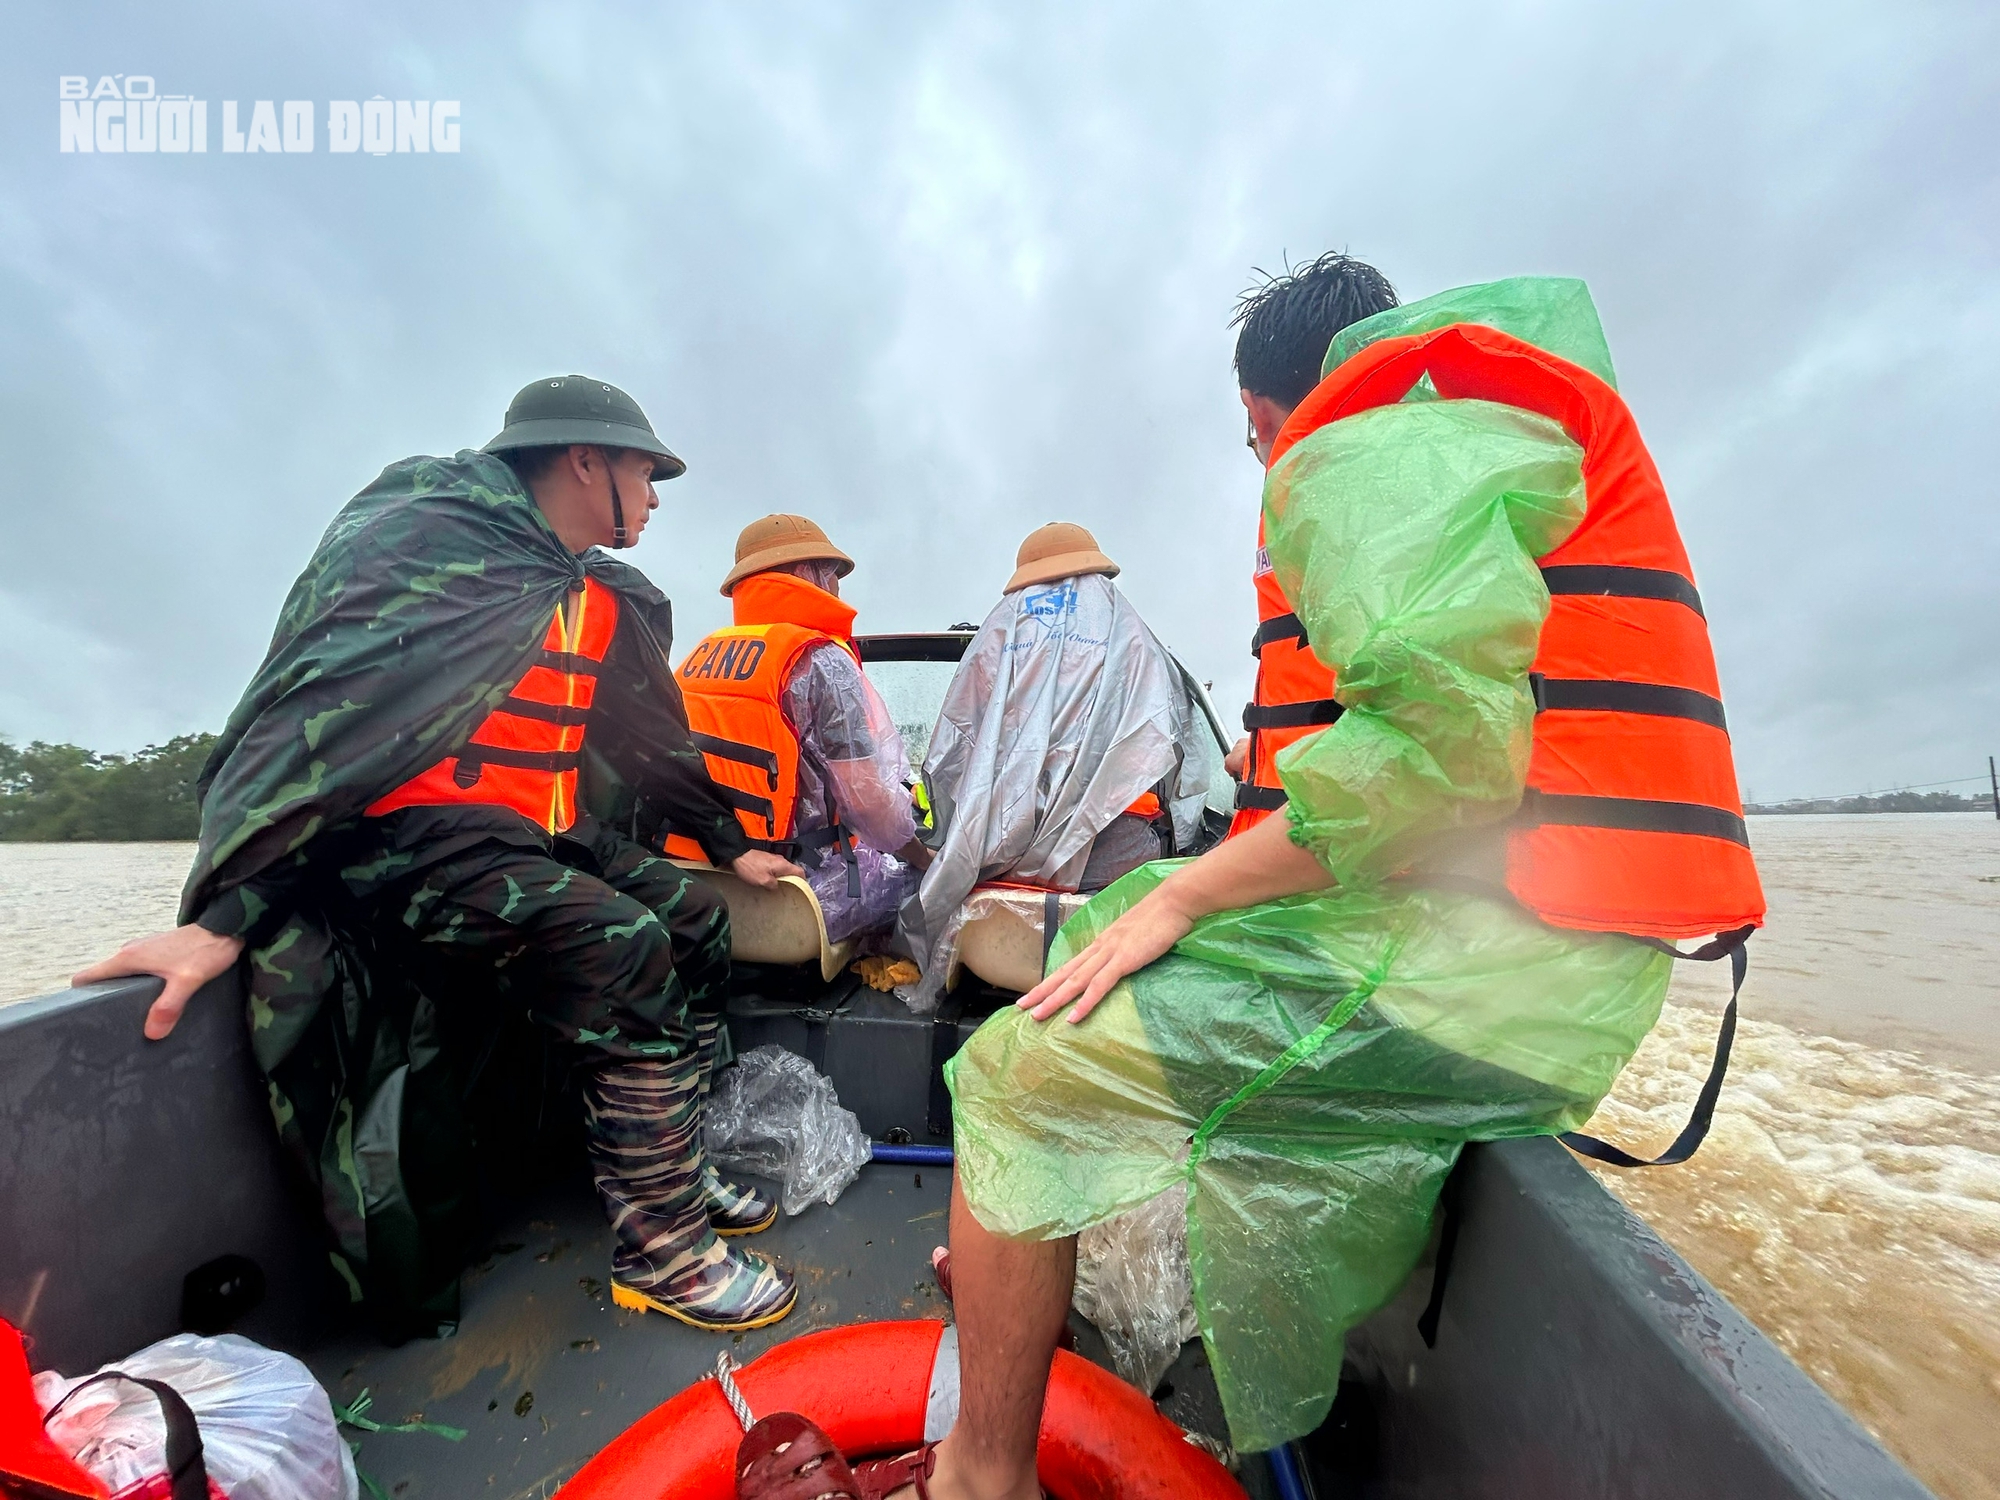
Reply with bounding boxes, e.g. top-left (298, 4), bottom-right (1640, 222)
top-left (796, 822), bottom-right (861, 899)
top-left (1250, 612), bottom-right (1309, 655)
top-left (1416, 1154), bottom-right (1470, 1348)
top-left (1233, 782), bottom-right (1289, 812)
top-left (710, 782), bottom-right (777, 827)
top-left (1531, 674), bottom-right (1728, 732)
top-left (496, 697), bottom-right (592, 727)
top-left (45, 1372), bottom-right (208, 1500)
top-left (692, 730), bottom-right (780, 786)
top-left (451, 744), bottom-right (583, 786)
top-left (1559, 924), bottom-right (1755, 1168)
top-left (1242, 699), bottom-right (1344, 731)
top-left (1540, 564), bottom-right (1705, 619)
top-left (532, 647), bottom-right (604, 676)
top-left (1522, 789), bottom-right (1750, 847)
